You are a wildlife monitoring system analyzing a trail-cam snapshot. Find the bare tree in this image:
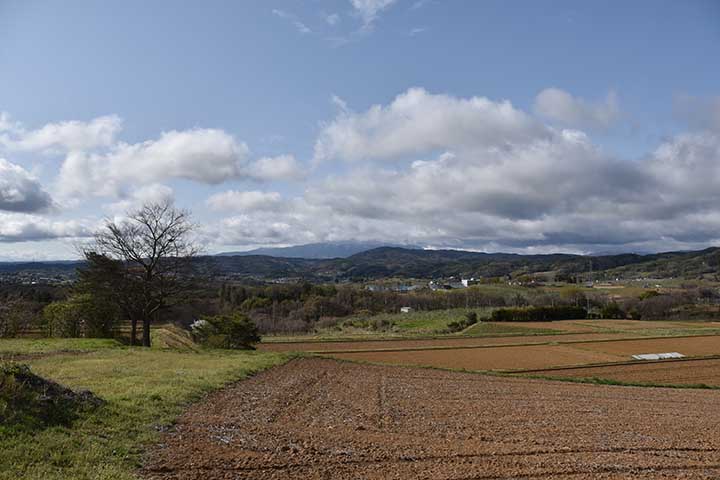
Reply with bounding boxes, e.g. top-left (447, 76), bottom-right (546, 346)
top-left (85, 200), bottom-right (198, 347)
